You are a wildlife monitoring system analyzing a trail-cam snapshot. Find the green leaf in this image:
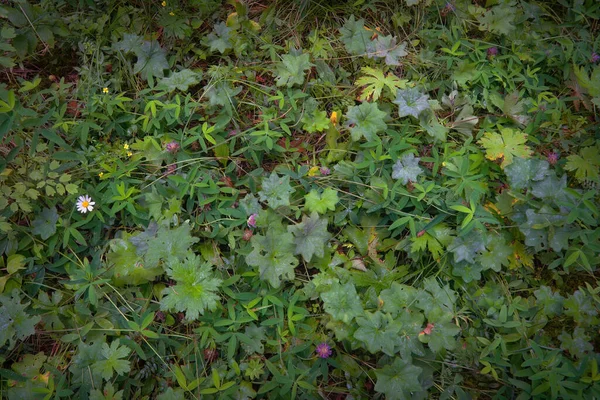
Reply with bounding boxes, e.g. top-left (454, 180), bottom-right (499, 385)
top-left (558, 327), bottom-right (593, 359)
top-left (287, 212), bottom-right (331, 262)
top-left (258, 172), bottom-right (295, 209)
top-left (275, 53), bottom-right (313, 88)
top-left (380, 283), bottom-right (418, 317)
top-left (479, 127), bottom-right (532, 168)
top-left (206, 22), bottom-right (232, 53)
top-left (393, 88), bottom-right (430, 118)
top-left (534, 286), bottom-right (564, 317)
top-left (422, 321), bottom-right (461, 352)
top-left (345, 102), bottom-right (387, 141)
top-left (0, 291), bottom-right (41, 349)
top-left (366, 35), bottom-right (407, 66)
top-left (144, 223), bottom-right (200, 271)
top-left (355, 67), bottom-right (408, 102)
top-left (246, 228), bottom-right (298, 288)
top-left (354, 311), bottom-right (400, 356)
top-left (91, 339), bottom-right (131, 381)
top-left (374, 357), bottom-right (423, 400)
top-left (339, 15), bottom-right (372, 55)
top-left (320, 282), bottom-right (364, 323)
top-left (477, 3), bottom-right (516, 35)
top-left (573, 65), bottom-right (600, 97)
top-left (160, 253), bottom-right (223, 321)
top-left (476, 235), bottom-right (512, 272)
top-left (304, 188), bottom-right (338, 214)
top-left (7, 254), bottom-right (26, 274)
top-left (159, 69), bottom-right (201, 92)
top-left (565, 146), bottom-right (599, 182)
top-left (114, 34), bottom-right (168, 79)
top-left (301, 110), bottom-right (330, 133)
top-left (530, 171), bottom-right (572, 203)
top-left (504, 157), bottom-right (550, 190)
top-left (392, 153), bottom-right (423, 185)
top-left (448, 231), bottom-right (486, 264)
top-left (31, 206), bottom-right (58, 240)
top-left (410, 223), bottom-right (454, 260)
